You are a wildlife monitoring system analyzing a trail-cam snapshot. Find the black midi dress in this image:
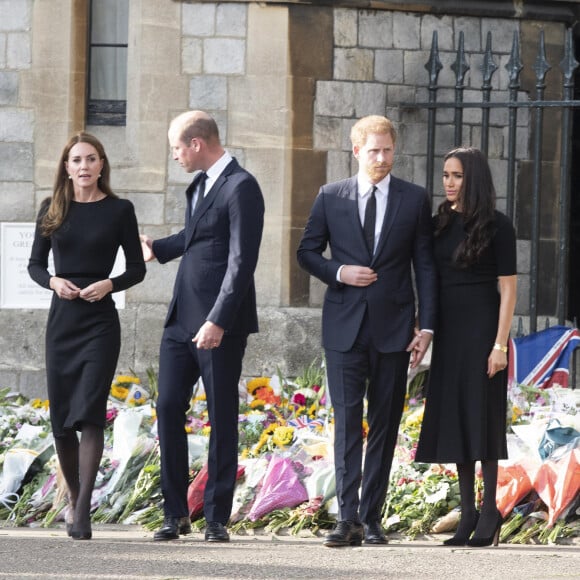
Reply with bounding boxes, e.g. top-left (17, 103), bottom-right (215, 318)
top-left (415, 210), bottom-right (516, 463)
top-left (28, 197), bottom-right (145, 437)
